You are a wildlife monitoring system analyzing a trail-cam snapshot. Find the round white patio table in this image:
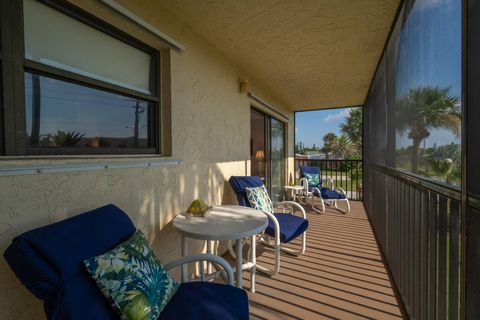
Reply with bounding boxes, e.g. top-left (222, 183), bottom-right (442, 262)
top-left (173, 205), bottom-right (268, 291)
